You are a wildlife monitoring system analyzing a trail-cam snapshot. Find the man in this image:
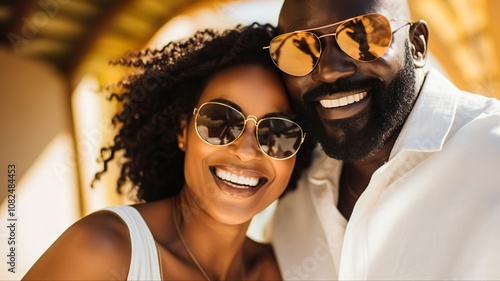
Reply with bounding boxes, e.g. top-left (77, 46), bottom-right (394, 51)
top-left (267, 0), bottom-right (500, 279)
